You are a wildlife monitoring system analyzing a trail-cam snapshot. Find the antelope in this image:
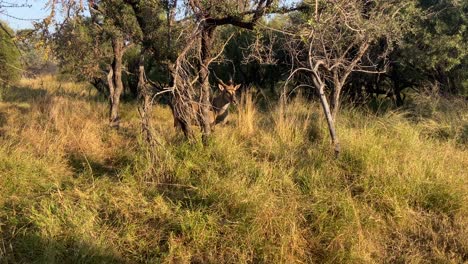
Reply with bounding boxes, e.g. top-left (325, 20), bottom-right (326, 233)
top-left (210, 77), bottom-right (241, 125)
top-left (172, 75), bottom-right (241, 132)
